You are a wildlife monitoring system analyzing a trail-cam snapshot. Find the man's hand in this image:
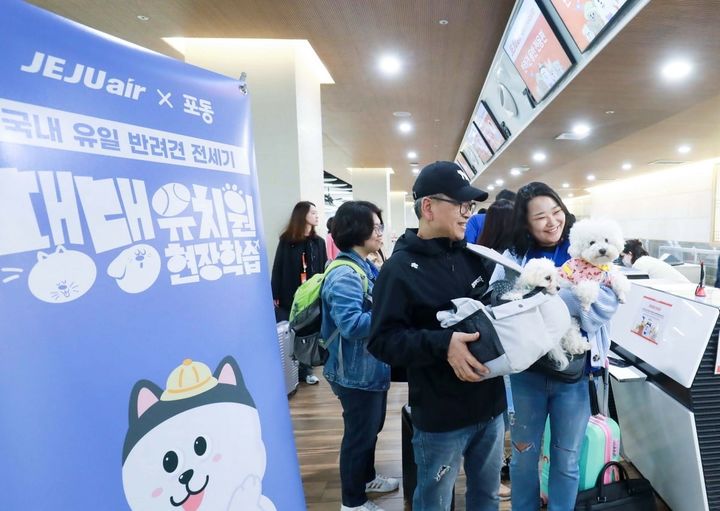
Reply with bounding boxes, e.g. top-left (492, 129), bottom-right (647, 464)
top-left (273, 299), bottom-right (280, 308)
top-left (447, 331), bottom-right (489, 382)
